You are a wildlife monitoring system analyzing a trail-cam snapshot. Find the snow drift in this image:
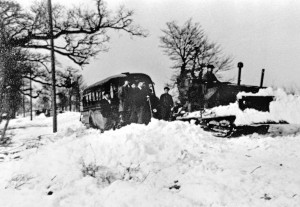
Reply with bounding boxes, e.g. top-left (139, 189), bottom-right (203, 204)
top-left (0, 88), bottom-right (300, 207)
